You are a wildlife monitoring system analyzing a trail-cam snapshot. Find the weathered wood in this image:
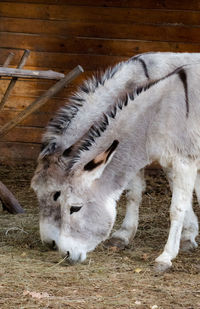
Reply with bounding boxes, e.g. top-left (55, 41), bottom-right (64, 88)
top-left (0, 126), bottom-right (44, 143)
top-left (3, 96), bottom-right (67, 111)
top-left (0, 52), bottom-right (15, 83)
top-left (2, 17), bottom-right (200, 44)
top-left (0, 49), bottom-right (123, 71)
top-left (0, 49), bottom-right (30, 110)
top-left (0, 65), bottom-right (83, 138)
top-left (0, 180), bottom-right (24, 214)
top-left (0, 67), bottom-right (65, 80)
top-left (3, 32), bottom-right (200, 55)
top-left (0, 109), bottom-right (53, 127)
top-left (2, 52), bottom-right (15, 67)
top-left (0, 141), bottom-right (41, 162)
top-left (1, 3), bottom-right (200, 26)
top-left (1, 0), bottom-right (200, 10)
top-left (0, 78), bottom-right (83, 99)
